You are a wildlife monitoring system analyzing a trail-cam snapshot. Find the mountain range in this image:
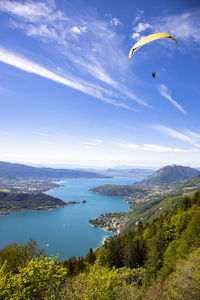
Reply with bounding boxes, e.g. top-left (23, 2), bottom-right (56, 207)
top-left (104, 168), bottom-right (155, 178)
top-left (0, 161), bottom-right (109, 179)
top-left (90, 164), bottom-right (200, 196)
